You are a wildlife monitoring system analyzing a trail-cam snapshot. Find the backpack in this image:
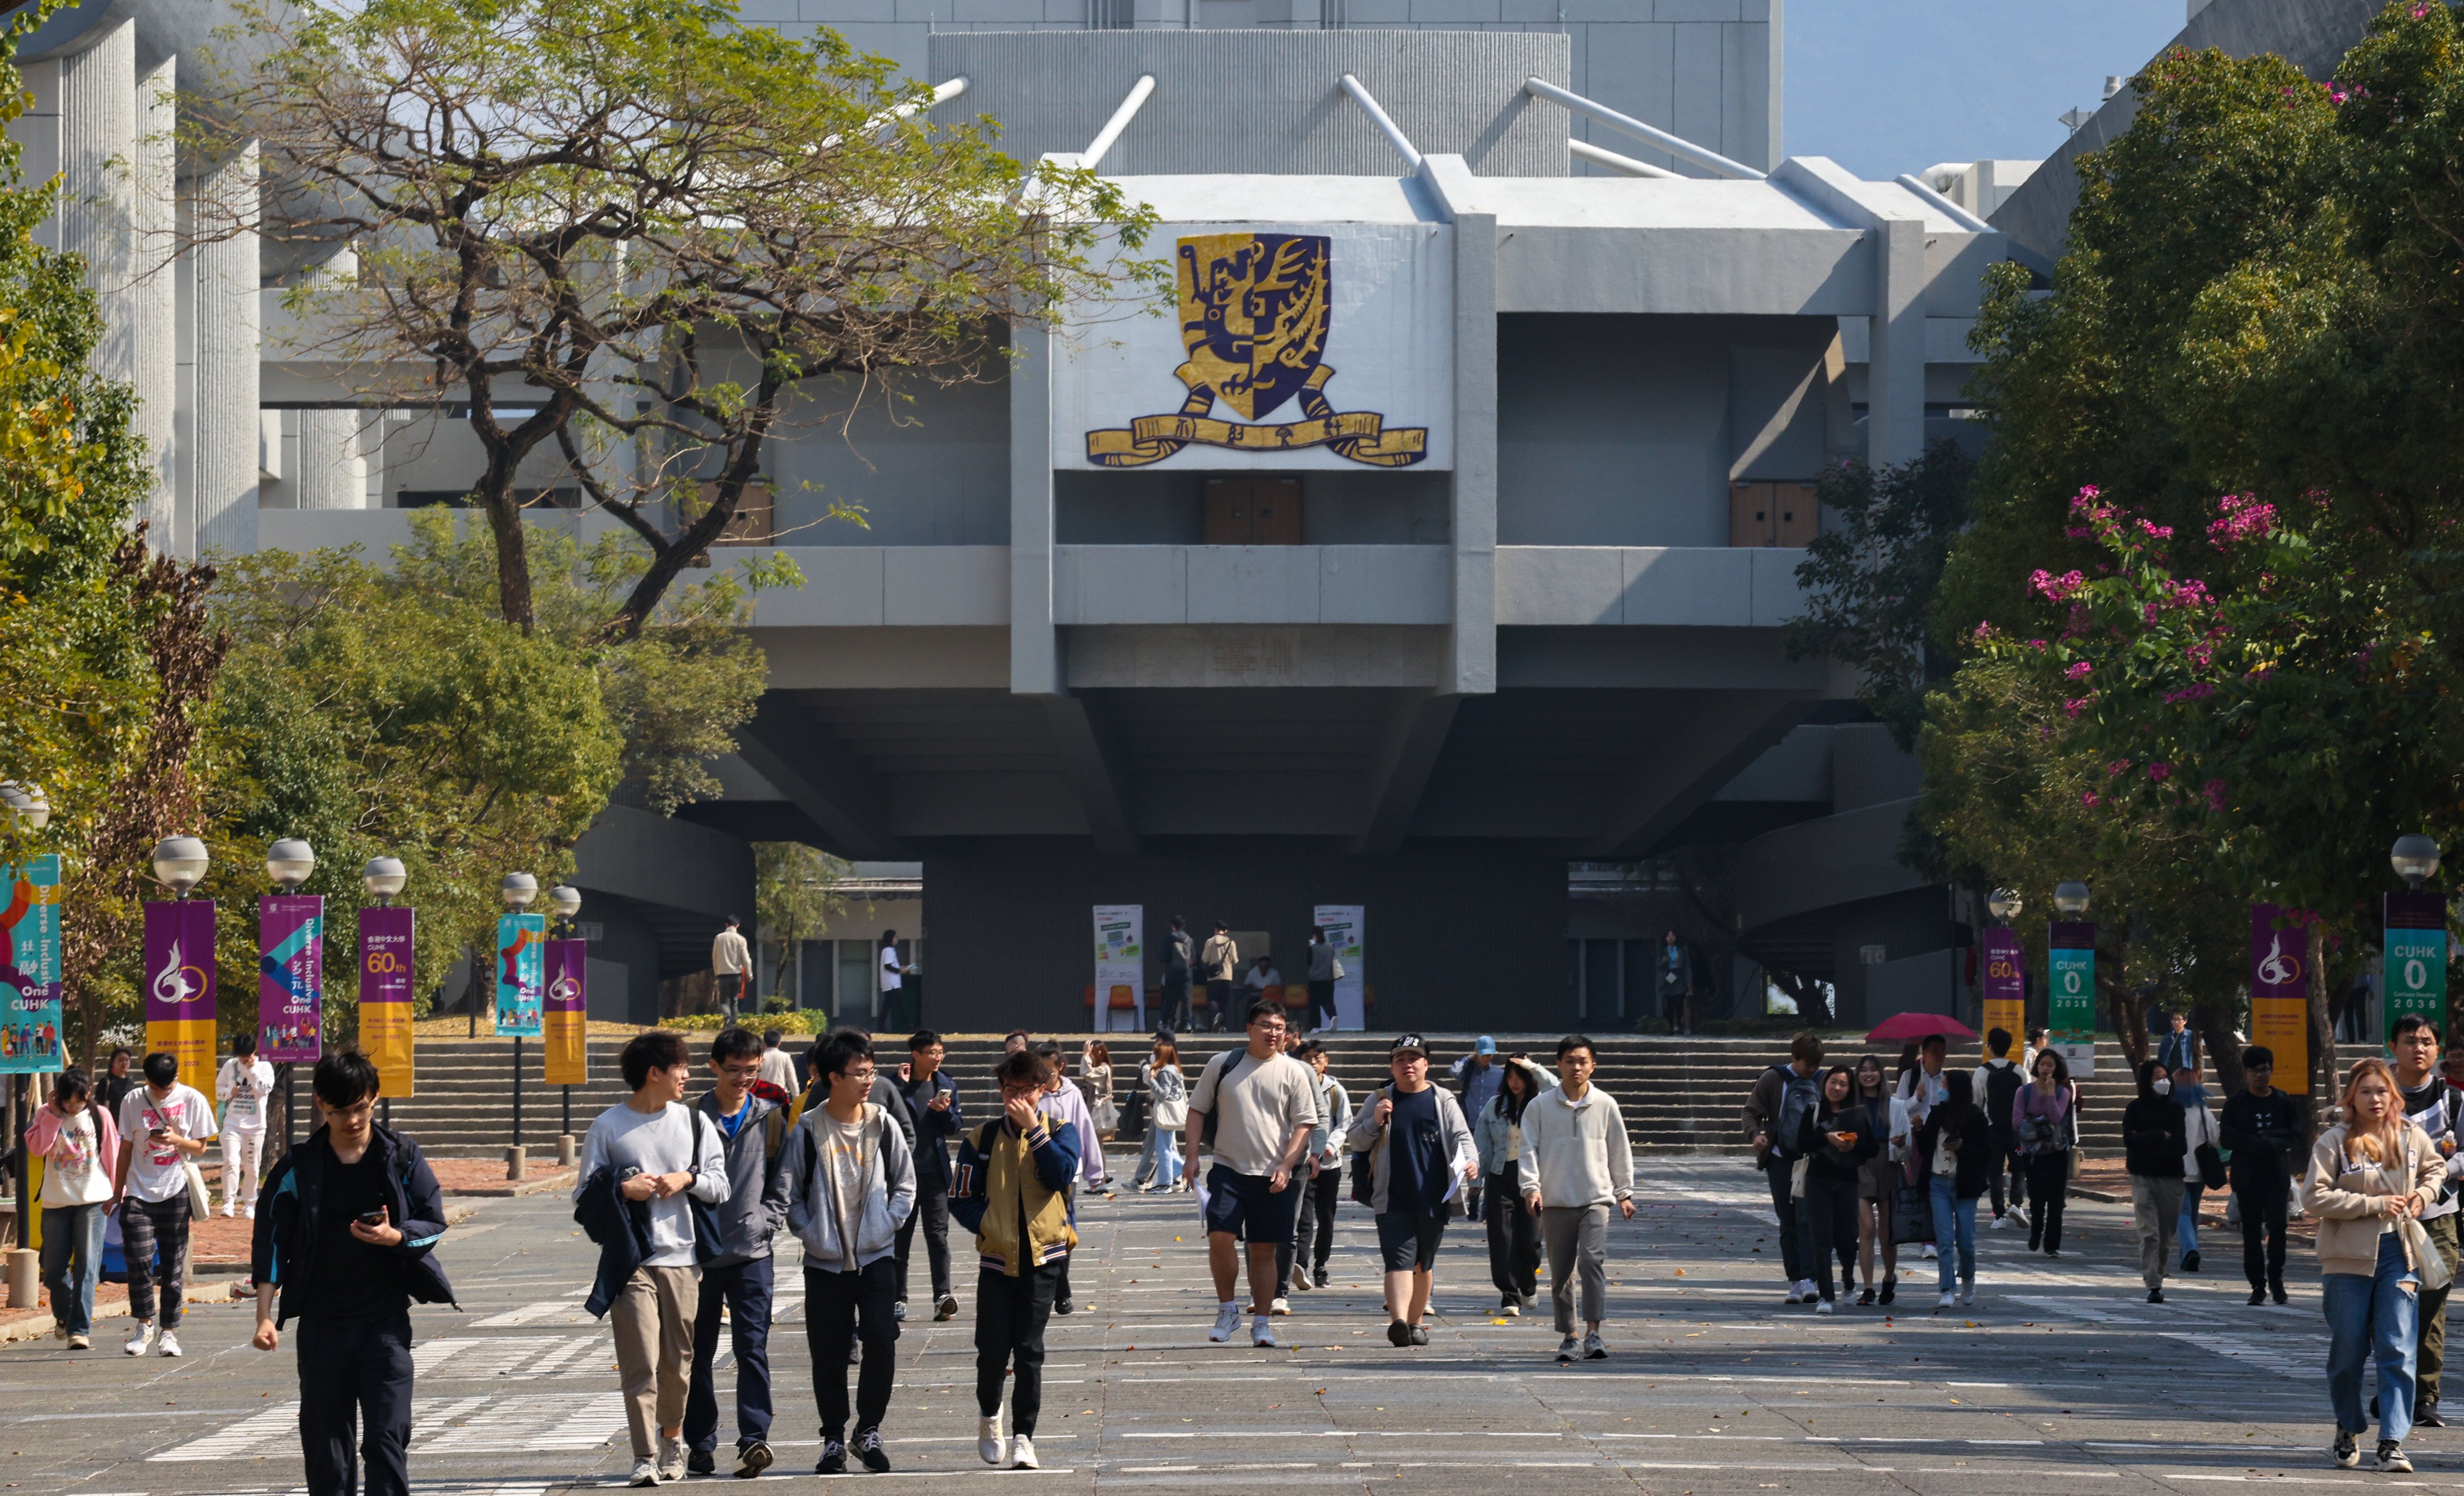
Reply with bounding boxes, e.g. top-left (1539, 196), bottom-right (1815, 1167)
top-left (1164, 931), bottom-right (1192, 977)
top-left (1983, 1061), bottom-right (2024, 1134)
top-left (1766, 1065), bottom-right (1820, 1166)
top-left (1351, 1085), bottom-right (1389, 1206)
top-left (1195, 1049), bottom-right (1244, 1149)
